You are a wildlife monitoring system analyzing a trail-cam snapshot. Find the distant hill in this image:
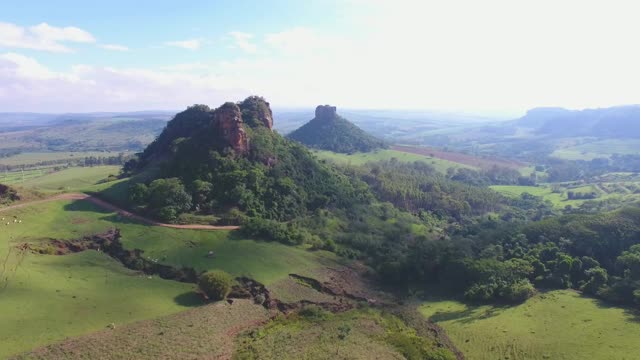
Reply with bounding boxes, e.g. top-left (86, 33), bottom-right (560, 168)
top-left (287, 105), bottom-right (386, 153)
top-left (0, 112), bottom-right (173, 153)
top-left (513, 105), bottom-right (640, 138)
